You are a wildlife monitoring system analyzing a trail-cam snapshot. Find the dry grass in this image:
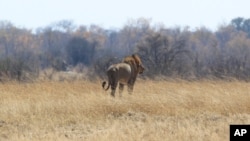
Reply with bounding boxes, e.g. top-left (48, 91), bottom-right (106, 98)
top-left (0, 79), bottom-right (250, 141)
